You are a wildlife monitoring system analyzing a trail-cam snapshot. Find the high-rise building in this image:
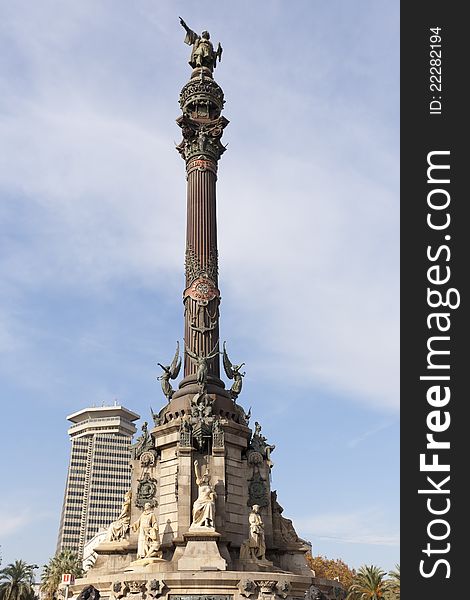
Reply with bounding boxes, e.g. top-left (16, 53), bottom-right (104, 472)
top-left (57, 405), bottom-right (140, 557)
